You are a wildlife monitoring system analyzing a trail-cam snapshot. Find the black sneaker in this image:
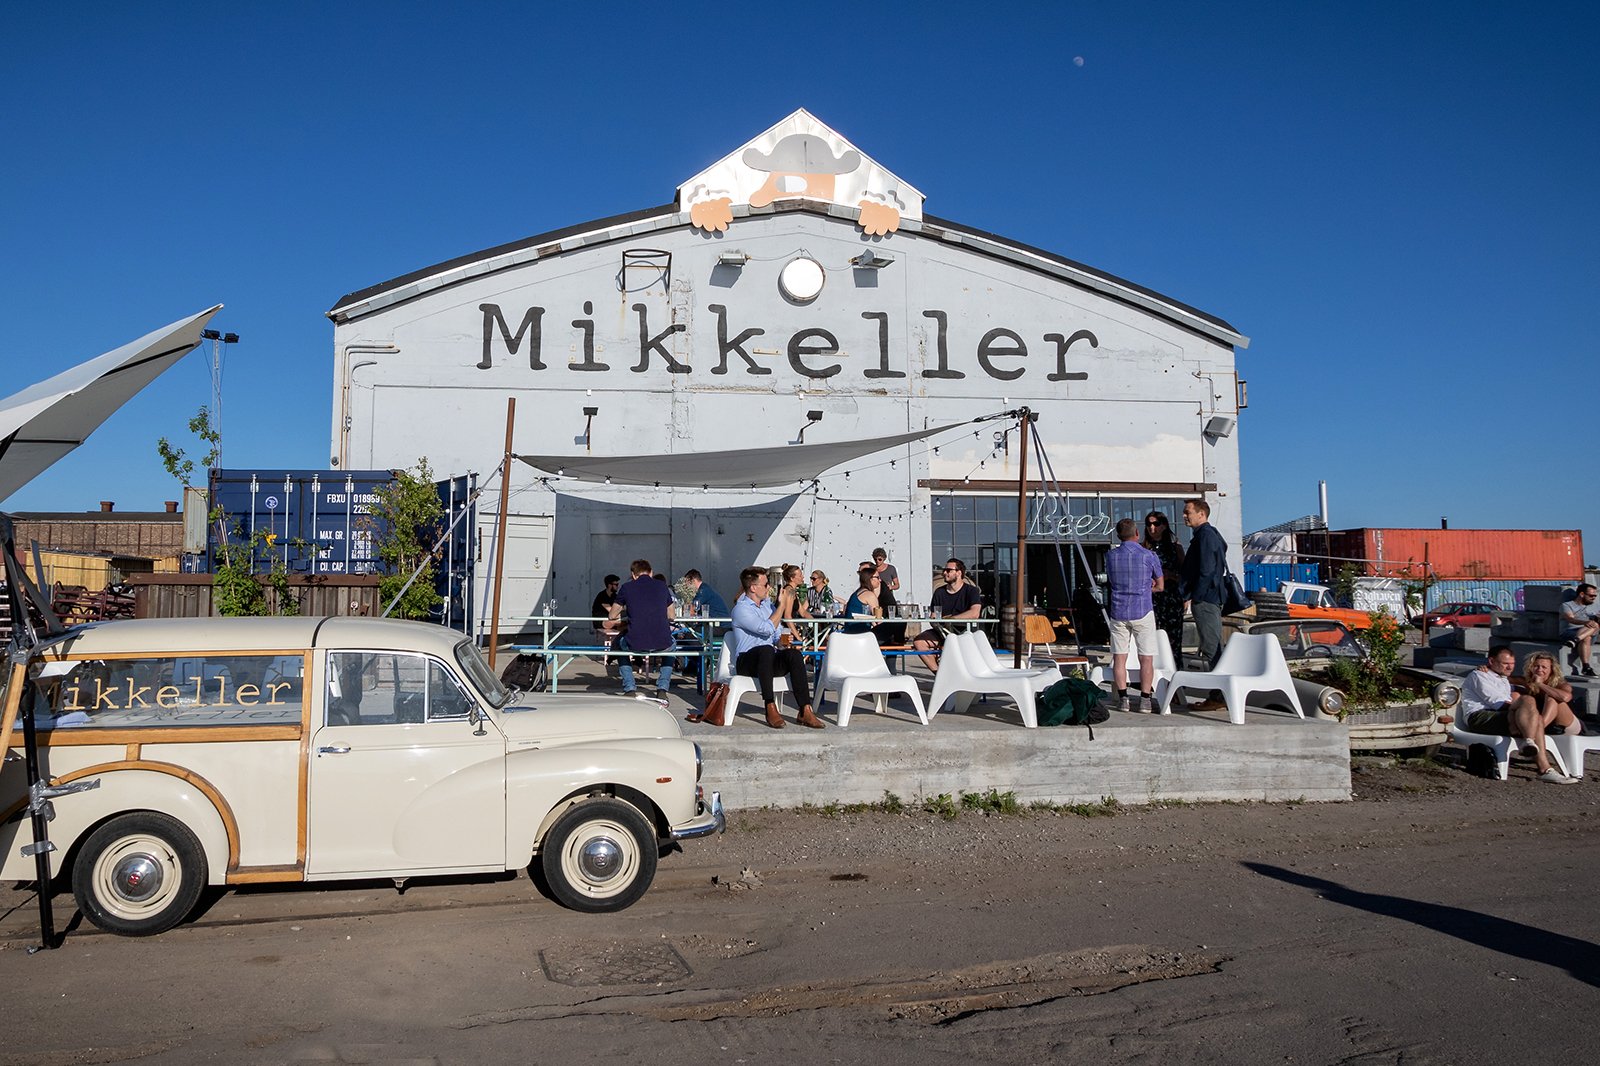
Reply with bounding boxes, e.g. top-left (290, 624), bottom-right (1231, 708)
top-left (1584, 665), bottom-right (1597, 678)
